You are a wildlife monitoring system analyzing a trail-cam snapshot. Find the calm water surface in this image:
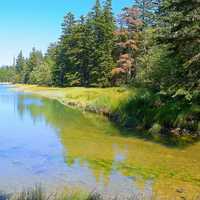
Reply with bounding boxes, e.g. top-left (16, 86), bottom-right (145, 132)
top-left (0, 85), bottom-right (199, 198)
